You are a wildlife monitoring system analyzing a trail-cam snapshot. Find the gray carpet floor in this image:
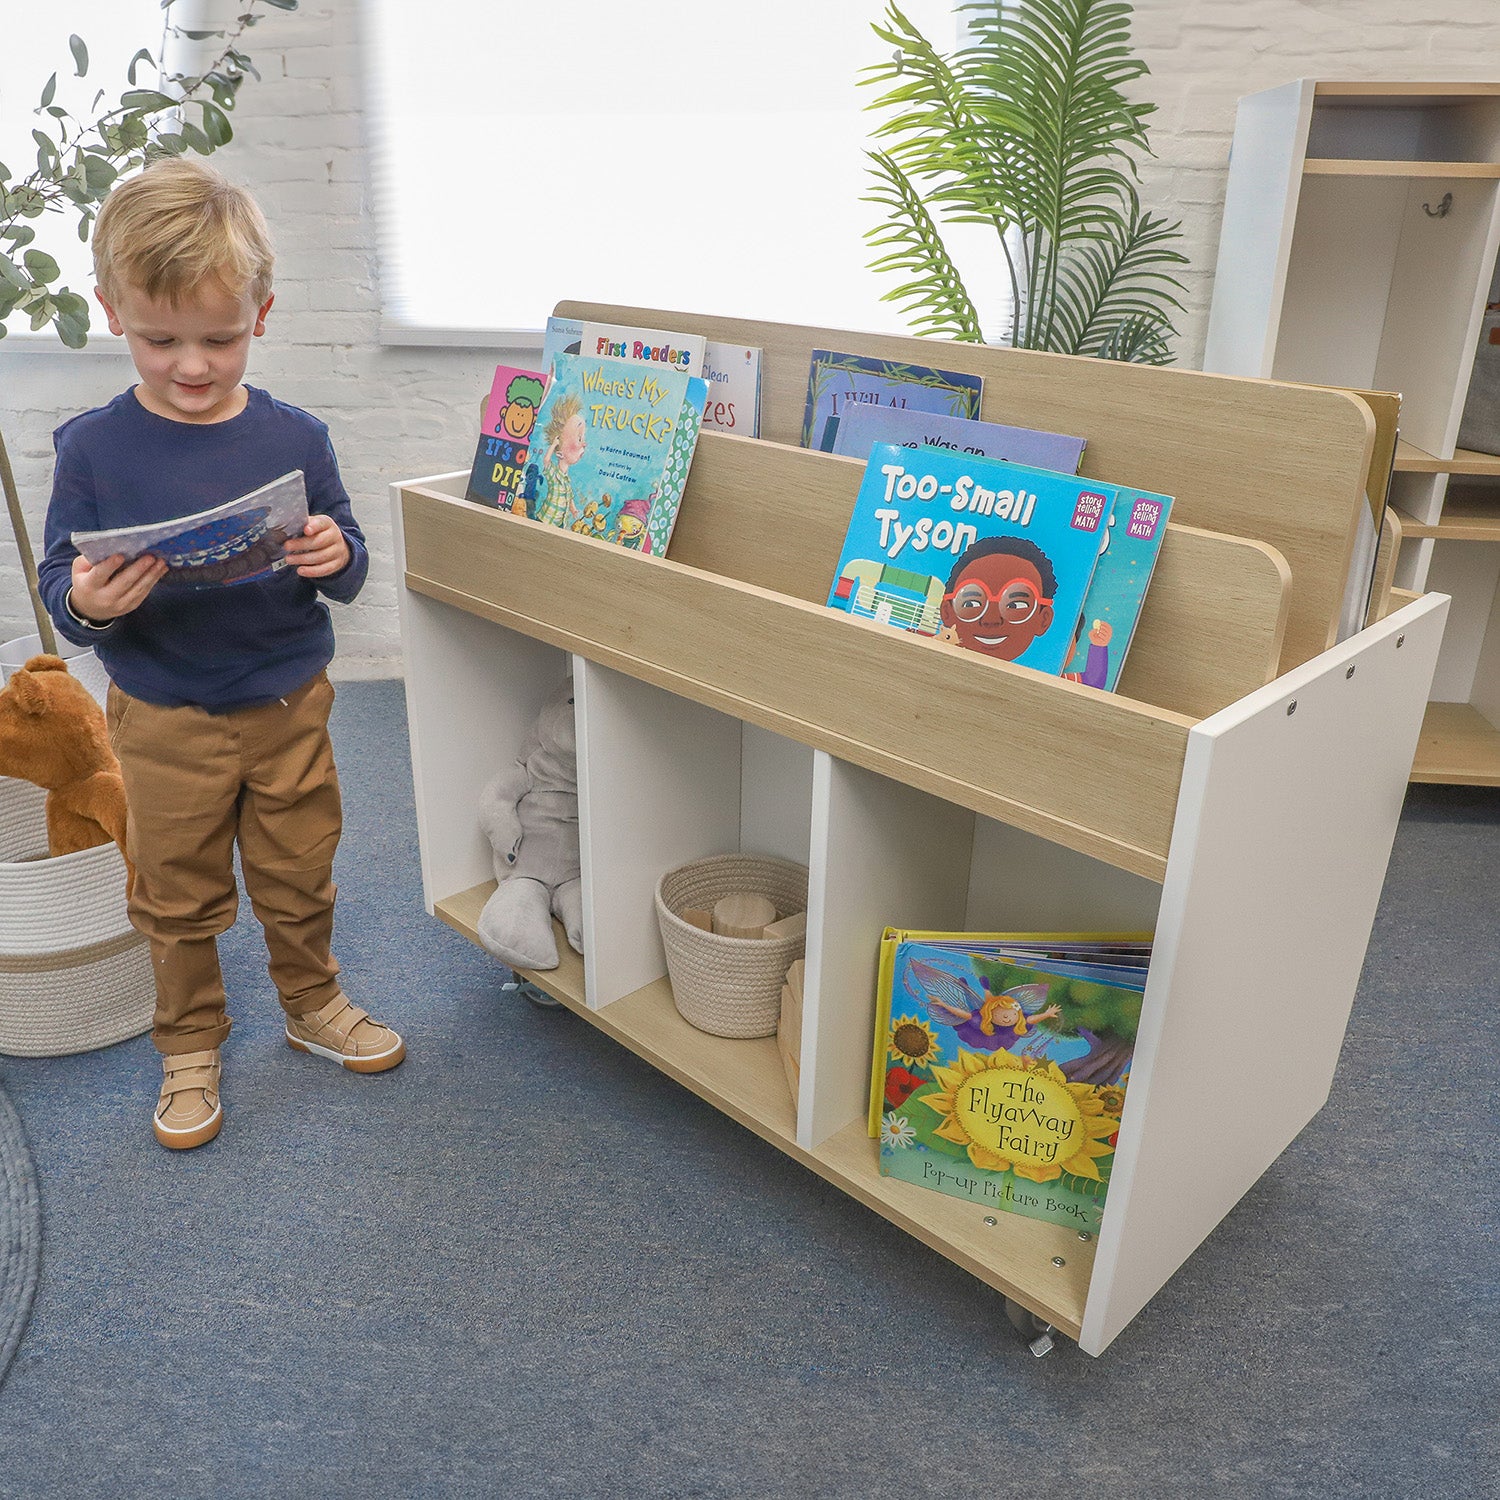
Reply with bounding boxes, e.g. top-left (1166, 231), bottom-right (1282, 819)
top-left (0, 1081), bottom-right (39, 1392)
top-left (0, 679), bottom-right (1495, 1499)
